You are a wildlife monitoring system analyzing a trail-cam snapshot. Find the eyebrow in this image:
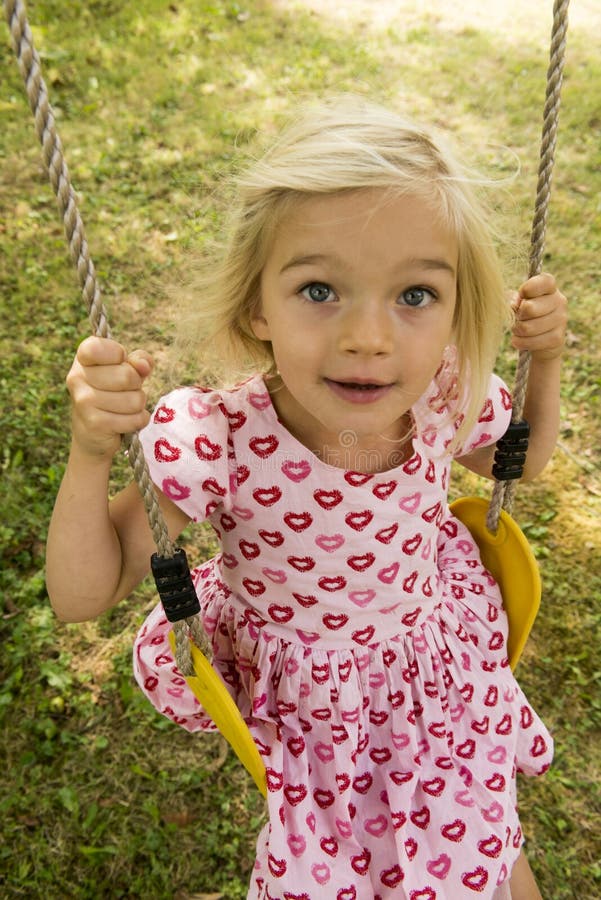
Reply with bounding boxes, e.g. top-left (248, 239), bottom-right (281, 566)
top-left (279, 253), bottom-right (456, 277)
top-left (279, 253), bottom-right (336, 274)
